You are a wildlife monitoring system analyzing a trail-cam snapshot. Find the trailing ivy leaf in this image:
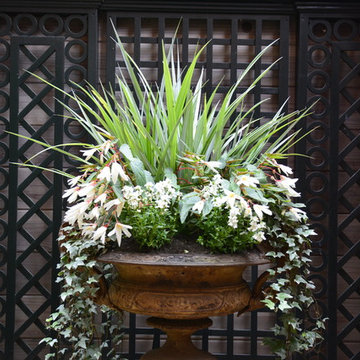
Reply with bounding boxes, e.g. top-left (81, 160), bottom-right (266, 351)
top-left (245, 187), bottom-right (269, 203)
